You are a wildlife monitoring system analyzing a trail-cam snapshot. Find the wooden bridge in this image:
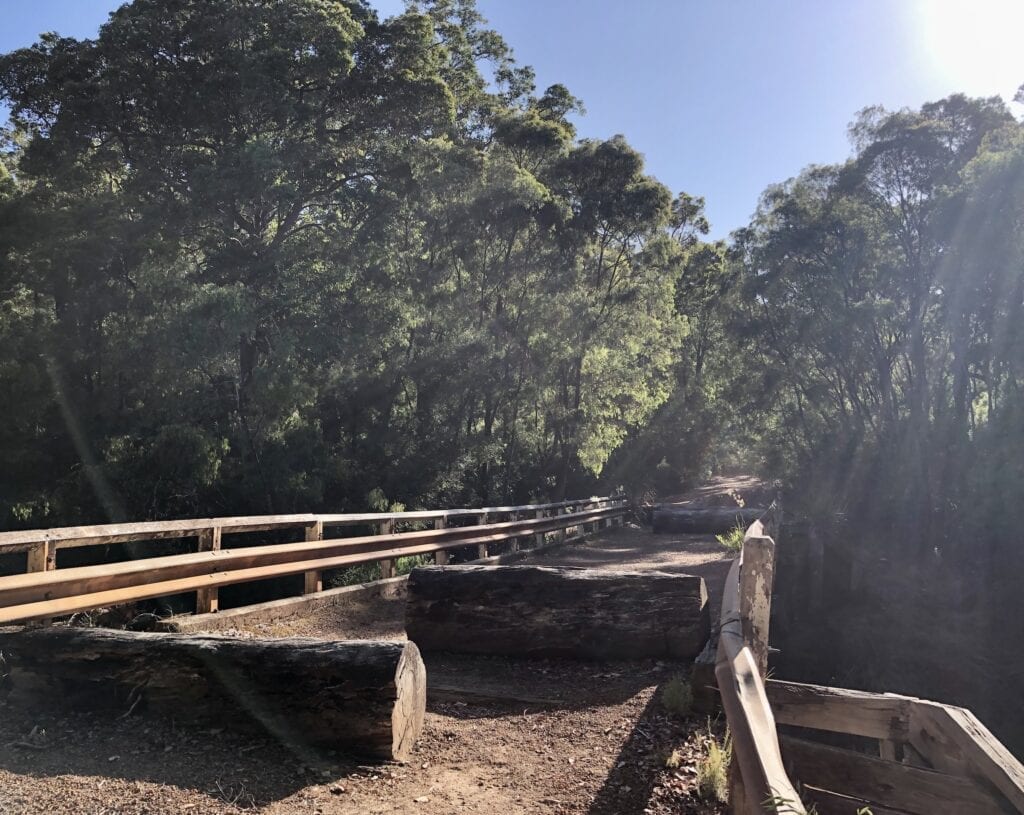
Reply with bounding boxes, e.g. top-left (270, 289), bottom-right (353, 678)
top-left (1, 496), bottom-right (1023, 814)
